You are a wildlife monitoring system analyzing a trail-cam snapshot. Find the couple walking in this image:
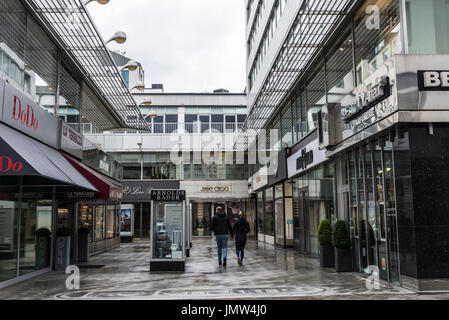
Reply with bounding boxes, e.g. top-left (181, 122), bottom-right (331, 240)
top-left (211, 206), bottom-right (250, 267)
